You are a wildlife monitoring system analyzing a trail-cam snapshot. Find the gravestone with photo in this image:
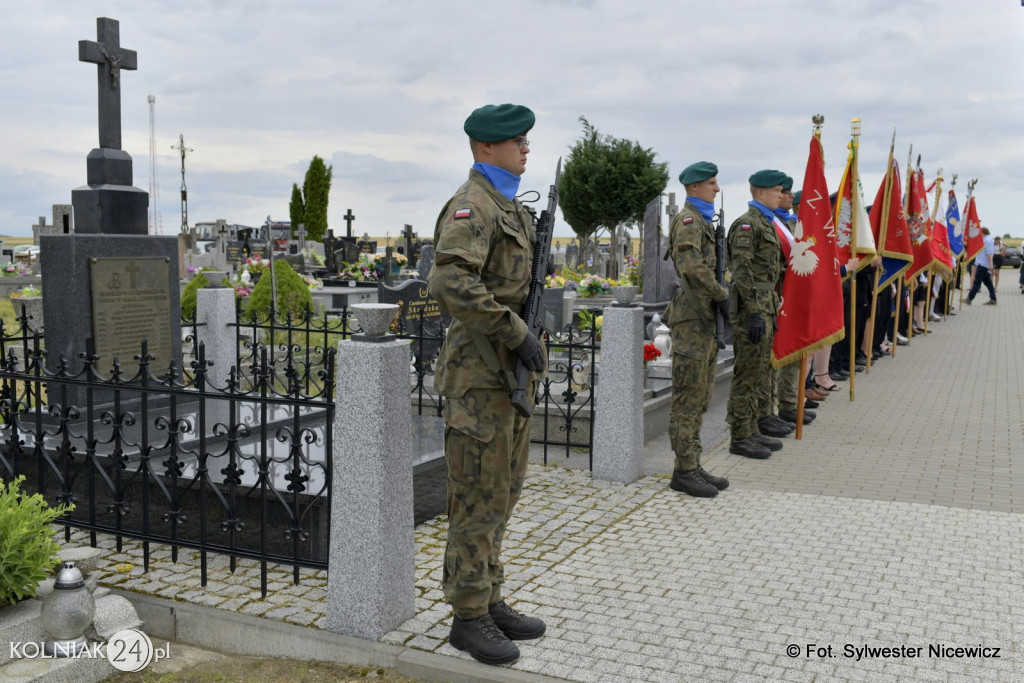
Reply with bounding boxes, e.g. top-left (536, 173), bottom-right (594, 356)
top-left (40, 16), bottom-right (181, 379)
